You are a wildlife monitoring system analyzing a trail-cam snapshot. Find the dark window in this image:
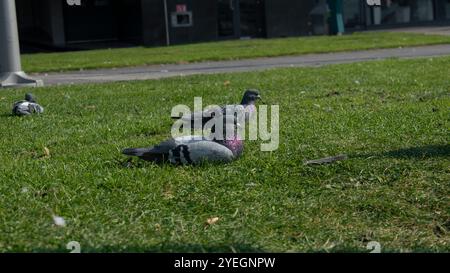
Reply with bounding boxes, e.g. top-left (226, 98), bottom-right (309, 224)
top-left (171, 12), bottom-right (193, 27)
